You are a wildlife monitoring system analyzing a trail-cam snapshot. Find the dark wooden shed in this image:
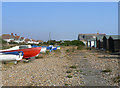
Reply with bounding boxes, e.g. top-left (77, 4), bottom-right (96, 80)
top-left (108, 35), bottom-right (120, 52)
top-left (103, 35), bottom-right (110, 51)
top-left (96, 35), bottom-right (105, 49)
